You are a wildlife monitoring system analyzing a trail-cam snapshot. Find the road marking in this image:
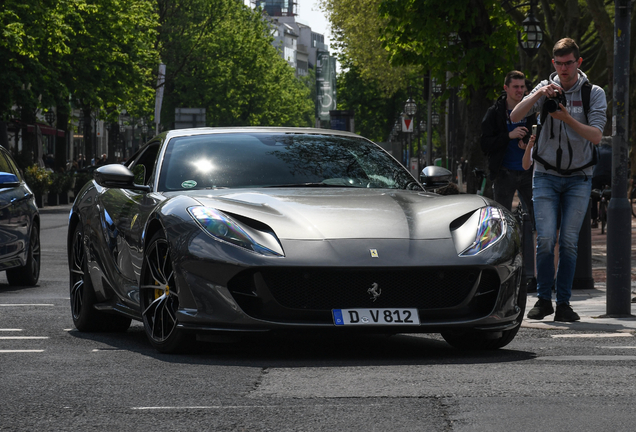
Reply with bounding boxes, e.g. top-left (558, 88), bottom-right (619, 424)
top-left (536, 355), bottom-right (636, 361)
top-left (131, 404), bottom-right (377, 410)
top-left (0, 304), bottom-right (55, 307)
top-left (599, 346), bottom-right (636, 349)
top-left (92, 349), bottom-right (123, 352)
top-left (551, 333), bottom-right (633, 338)
top-left (0, 350), bottom-right (45, 353)
top-left (0, 336), bottom-right (49, 340)
top-left (0, 329), bottom-right (22, 332)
